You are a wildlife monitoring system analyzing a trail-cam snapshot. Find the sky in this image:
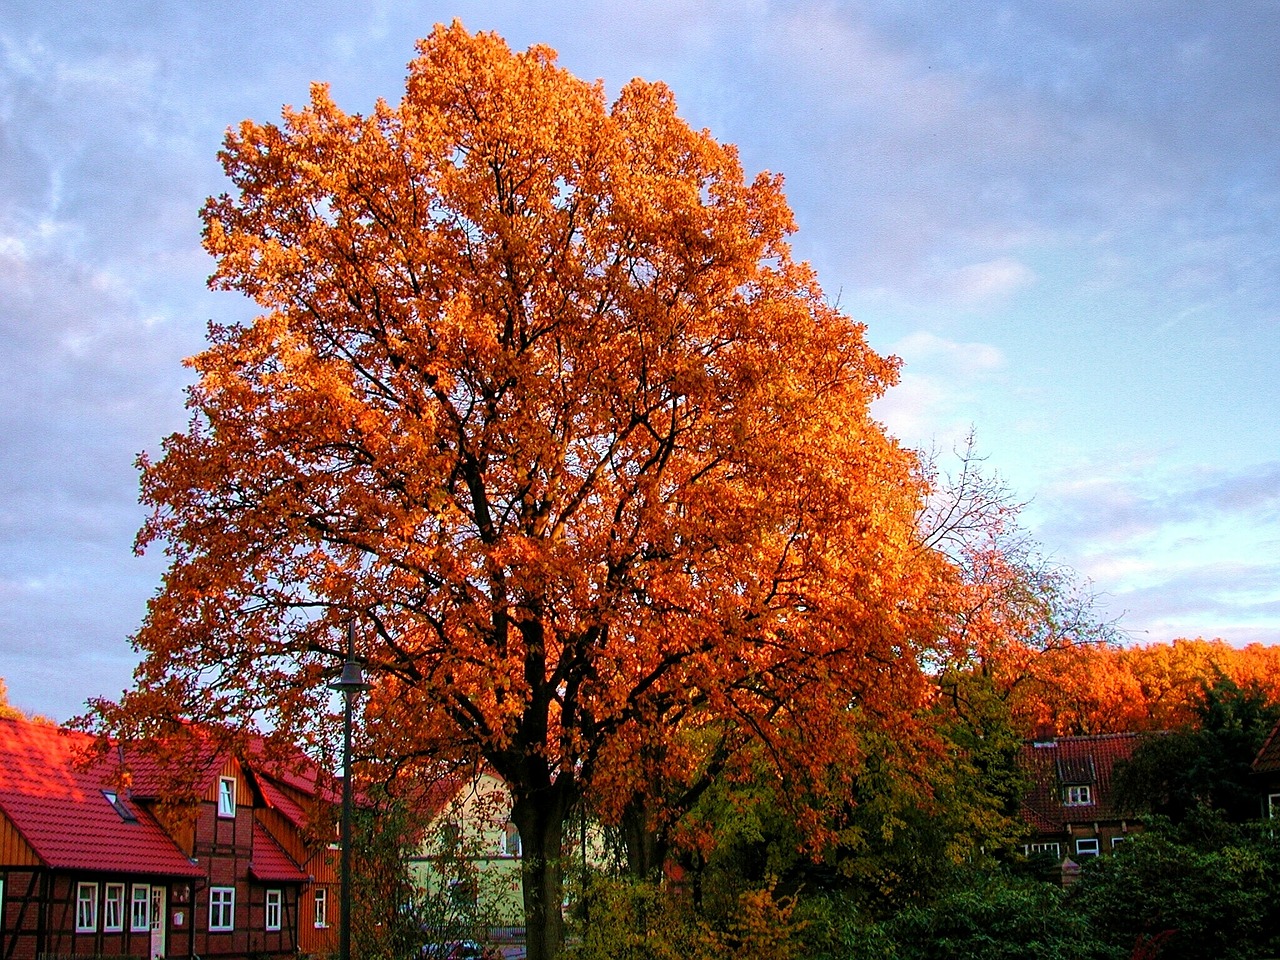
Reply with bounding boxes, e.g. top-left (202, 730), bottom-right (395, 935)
top-left (2, 1), bottom-right (1278, 722)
